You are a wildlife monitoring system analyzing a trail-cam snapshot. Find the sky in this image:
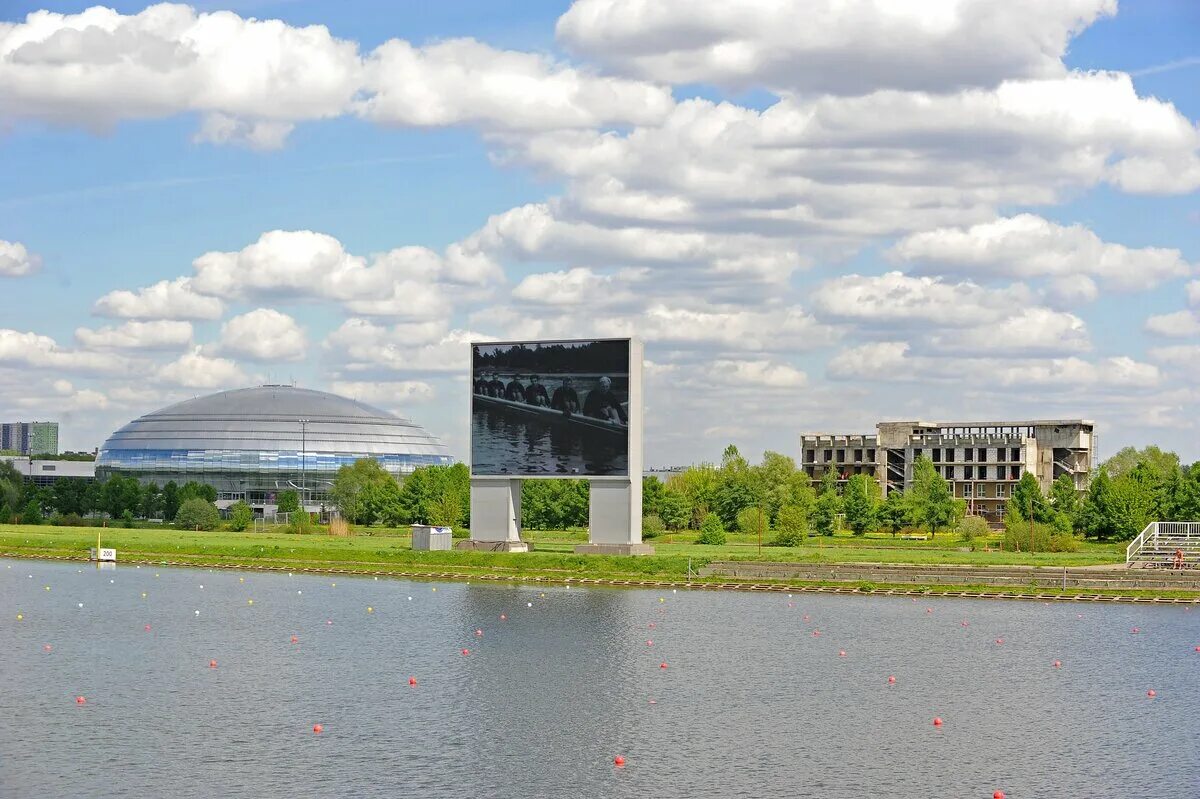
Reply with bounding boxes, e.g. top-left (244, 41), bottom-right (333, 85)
top-left (0, 0), bottom-right (1198, 466)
